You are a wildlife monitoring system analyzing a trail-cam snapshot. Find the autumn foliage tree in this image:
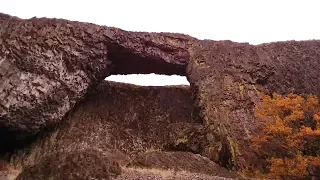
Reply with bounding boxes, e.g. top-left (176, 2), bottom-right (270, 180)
top-left (250, 93), bottom-right (320, 179)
